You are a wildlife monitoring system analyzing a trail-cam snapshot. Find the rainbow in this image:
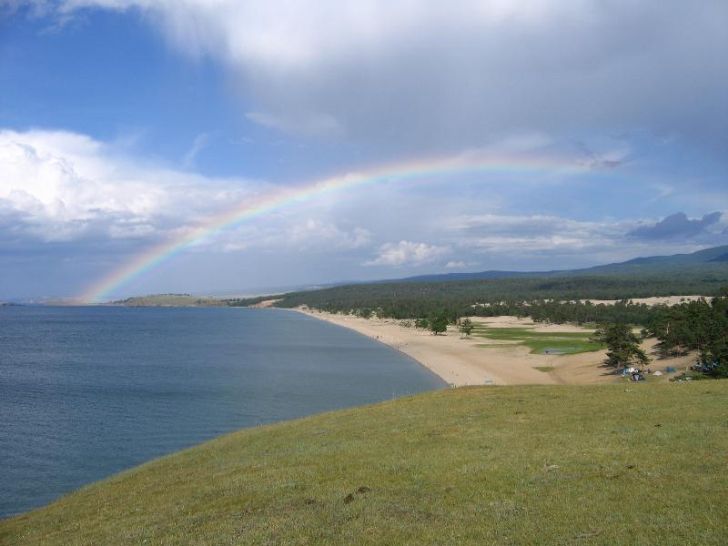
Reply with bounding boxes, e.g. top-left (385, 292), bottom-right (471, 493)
top-left (79, 151), bottom-right (590, 303)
